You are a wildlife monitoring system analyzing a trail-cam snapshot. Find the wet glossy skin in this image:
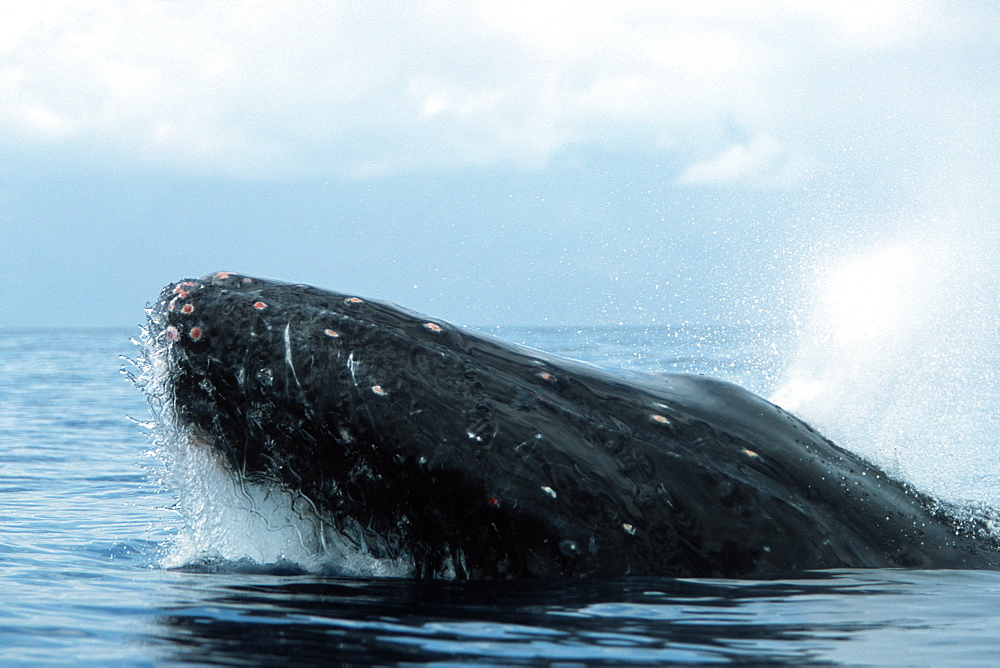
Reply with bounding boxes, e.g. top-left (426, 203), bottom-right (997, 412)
top-left (148, 272), bottom-right (999, 578)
